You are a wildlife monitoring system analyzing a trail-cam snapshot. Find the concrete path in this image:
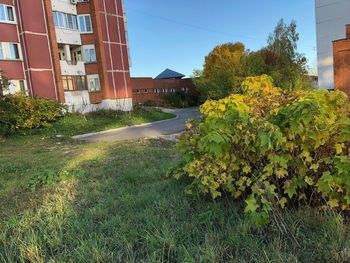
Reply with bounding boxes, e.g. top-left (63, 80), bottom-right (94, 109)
top-left (73, 108), bottom-right (200, 142)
